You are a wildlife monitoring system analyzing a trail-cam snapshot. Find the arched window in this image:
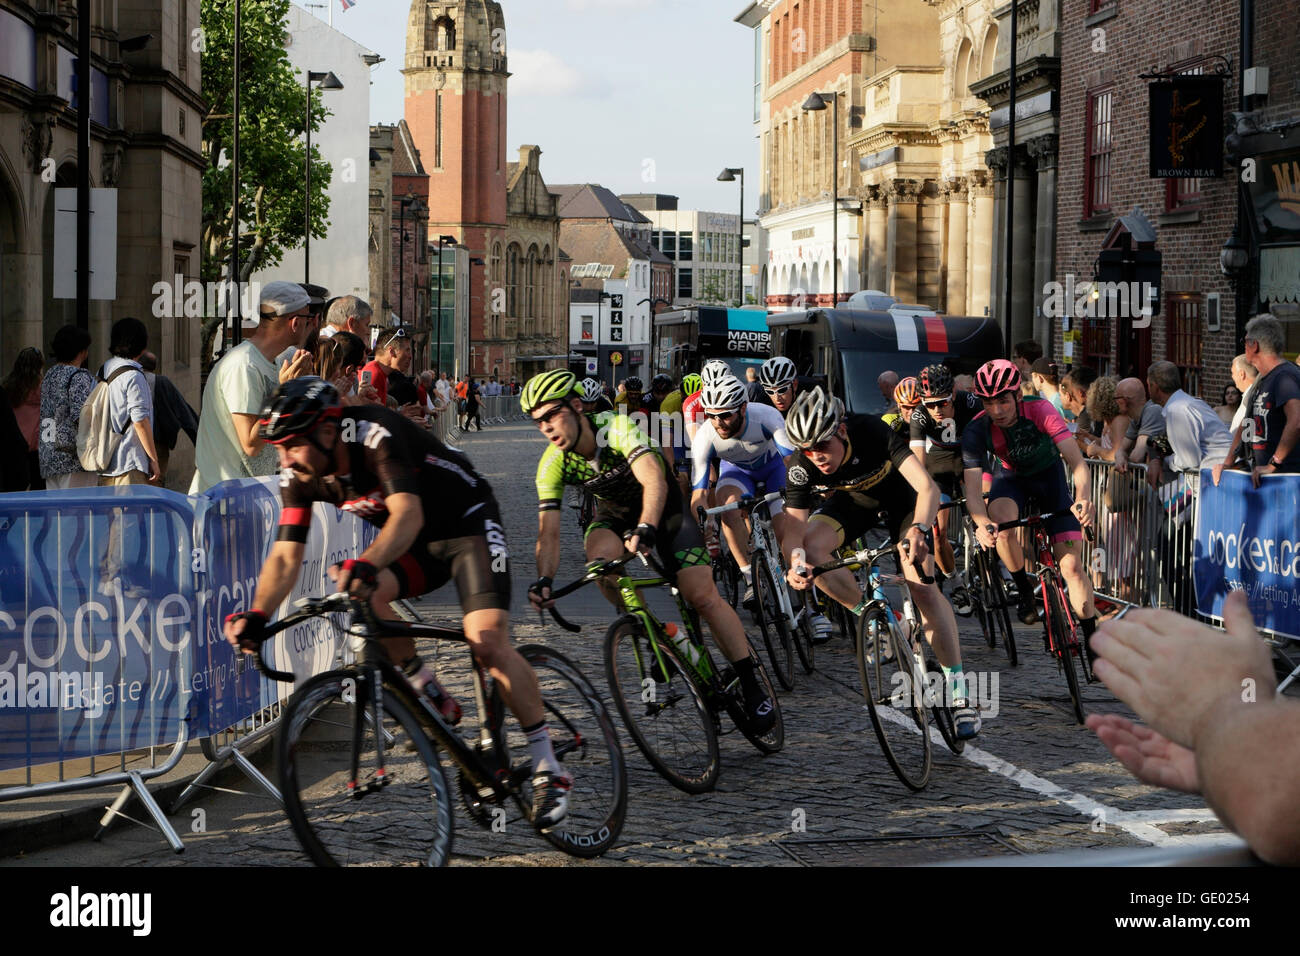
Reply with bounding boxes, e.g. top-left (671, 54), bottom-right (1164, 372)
top-left (954, 37), bottom-right (972, 100)
top-left (432, 16), bottom-right (455, 52)
top-left (506, 243), bottom-right (520, 318)
top-left (541, 244), bottom-right (552, 330)
top-left (525, 244), bottom-right (539, 329)
top-left (491, 241), bottom-right (502, 283)
top-left (979, 24), bottom-right (998, 80)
